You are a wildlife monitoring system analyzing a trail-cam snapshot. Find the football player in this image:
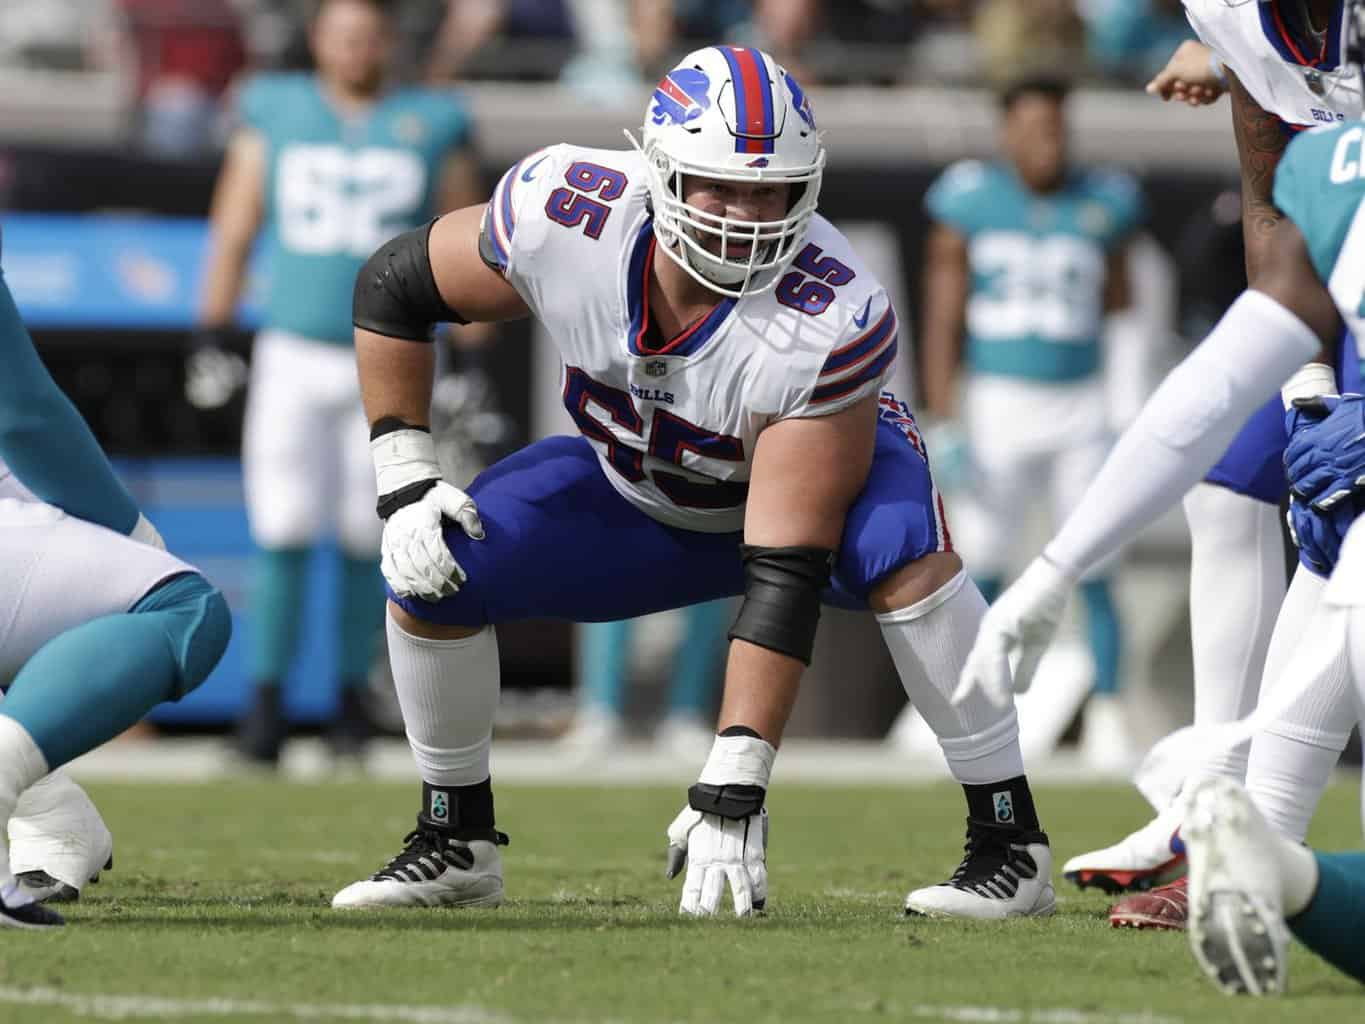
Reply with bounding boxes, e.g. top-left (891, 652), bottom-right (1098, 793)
top-left (957, 0), bottom-right (1365, 990)
top-left (333, 46), bottom-right (1056, 920)
top-left (0, 242), bottom-right (232, 929)
top-left (913, 74), bottom-right (1144, 770)
top-left (1065, 0), bottom-right (1364, 930)
top-left (192, 0), bottom-right (482, 765)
